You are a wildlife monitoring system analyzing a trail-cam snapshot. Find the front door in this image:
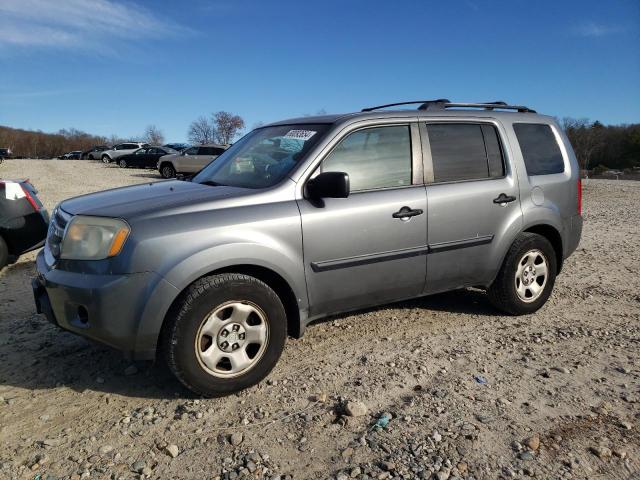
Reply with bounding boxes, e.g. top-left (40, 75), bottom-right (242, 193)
top-left (422, 121), bottom-right (522, 292)
top-left (298, 124), bottom-right (428, 316)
